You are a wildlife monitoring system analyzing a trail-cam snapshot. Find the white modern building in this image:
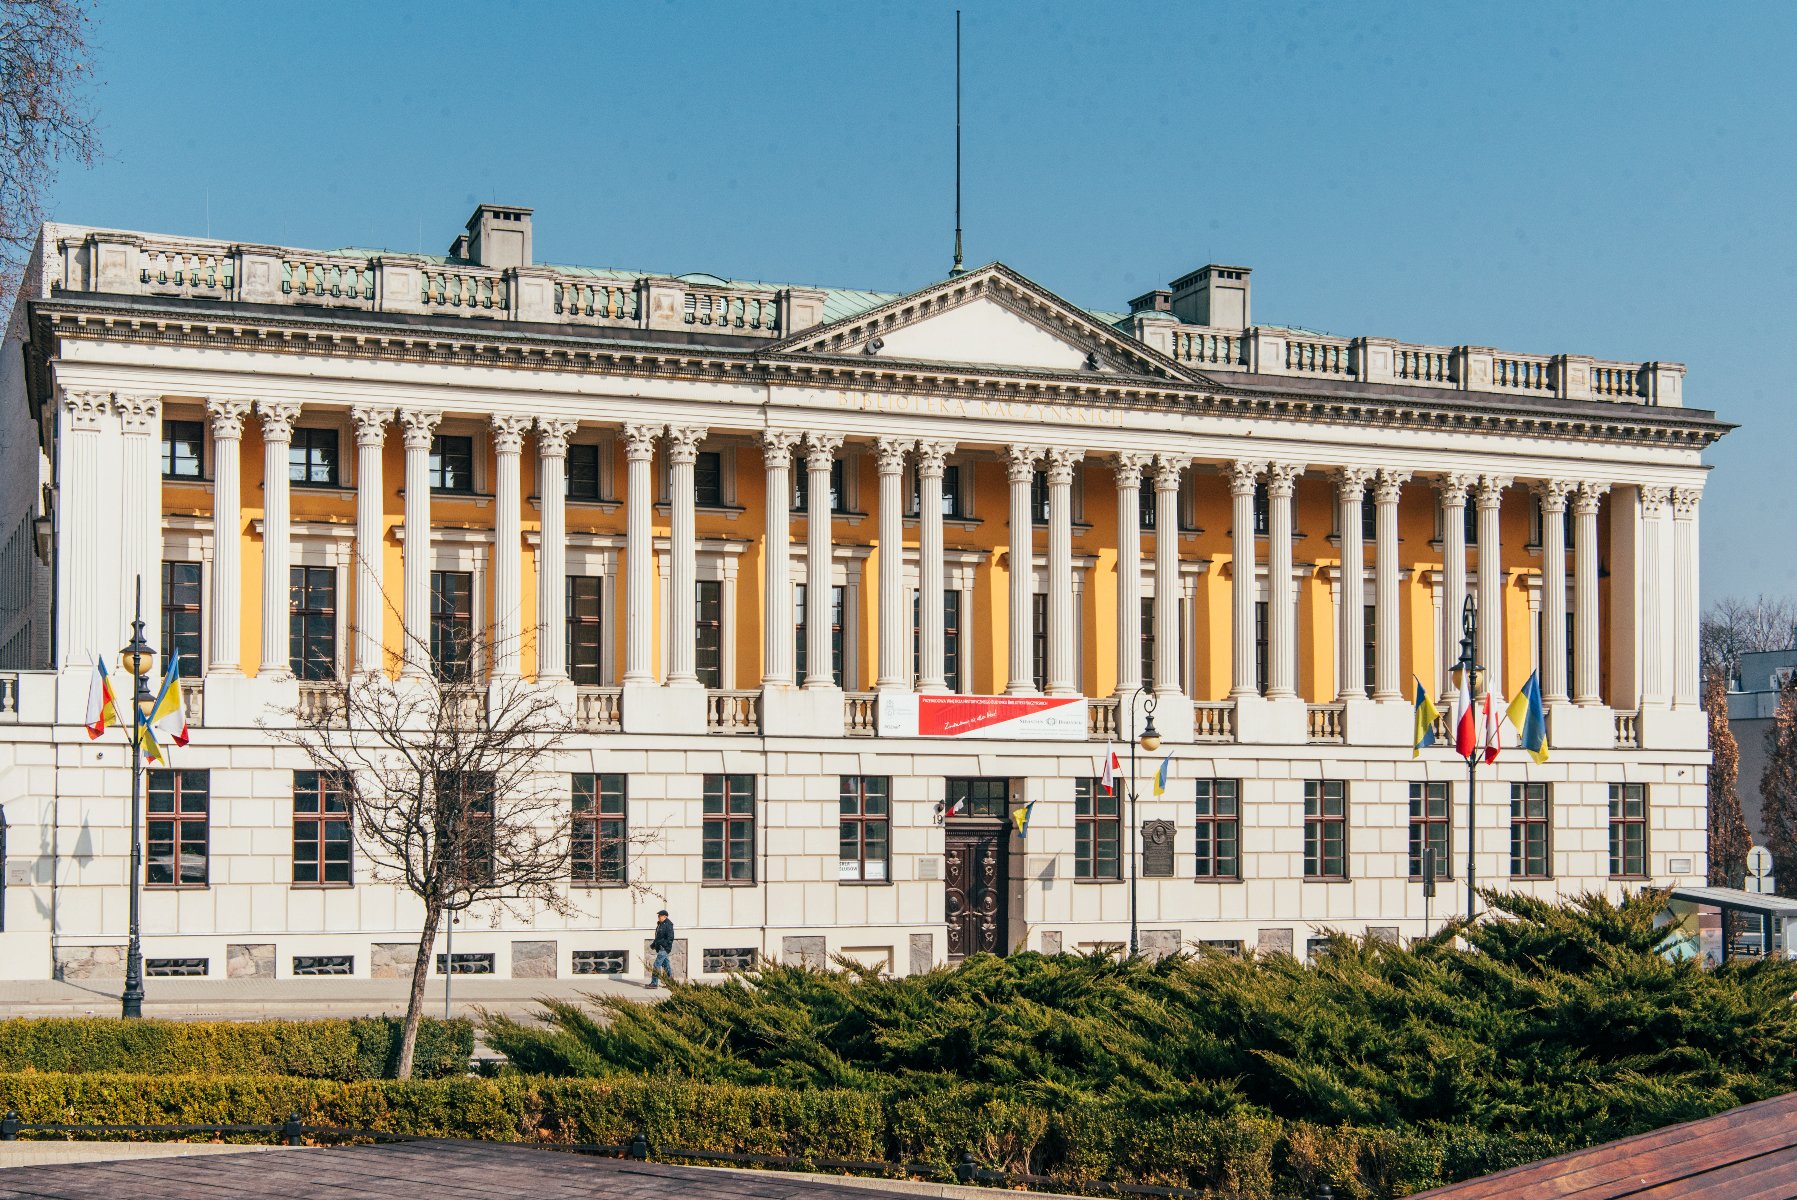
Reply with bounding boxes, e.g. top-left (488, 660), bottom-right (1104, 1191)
top-left (0, 205), bottom-right (1726, 982)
